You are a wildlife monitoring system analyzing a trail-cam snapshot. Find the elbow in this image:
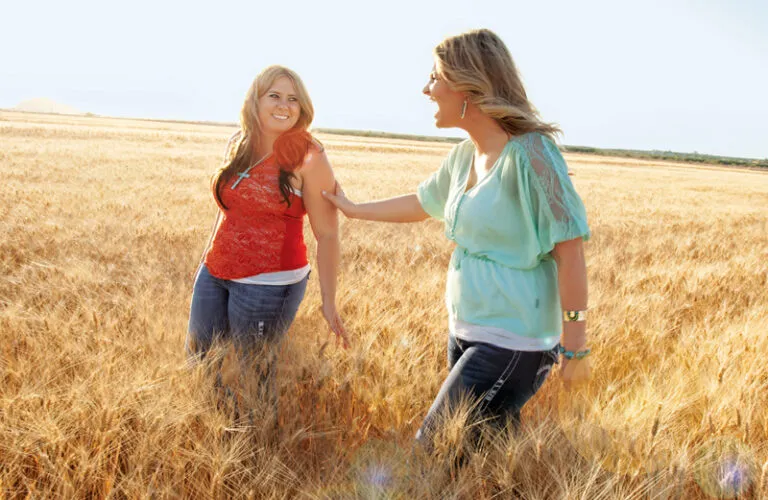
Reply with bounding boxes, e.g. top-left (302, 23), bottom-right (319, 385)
top-left (552, 239), bottom-right (585, 269)
top-left (315, 231), bottom-right (340, 245)
top-left (556, 251), bottom-right (585, 272)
